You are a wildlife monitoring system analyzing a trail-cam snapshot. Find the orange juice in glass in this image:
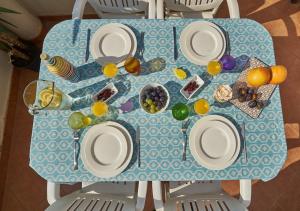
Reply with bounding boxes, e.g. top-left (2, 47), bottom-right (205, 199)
top-left (194, 99), bottom-right (210, 115)
top-left (91, 101), bottom-right (109, 117)
top-left (102, 63), bottom-right (118, 78)
top-left (124, 57), bottom-right (141, 76)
